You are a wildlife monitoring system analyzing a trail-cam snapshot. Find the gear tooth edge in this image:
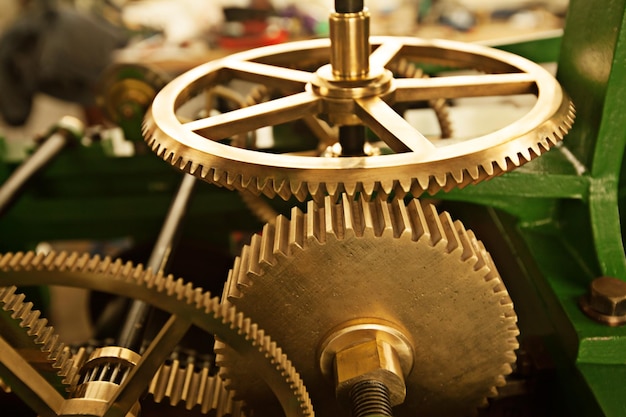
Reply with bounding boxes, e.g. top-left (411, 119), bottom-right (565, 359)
top-left (481, 161), bottom-right (496, 177)
top-left (274, 179), bottom-right (293, 201)
top-left (348, 194), bottom-right (367, 237)
top-left (306, 181), bottom-right (322, 200)
top-left (340, 194), bottom-right (359, 238)
top-left (325, 194), bottom-right (345, 240)
top-left (362, 195), bottom-right (380, 235)
top-left (274, 214), bottom-right (292, 256)
top-left (261, 179), bottom-right (278, 199)
top-left (257, 222), bottom-right (277, 267)
top-left (362, 180), bottom-right (377, 199)
top-left (403, 198), bottom-right (429, 242)
top-left (7, 252), bottom-right (25, 269)
top-left (305, 199), bottom-right (324, 244)
top-left (380, 179), bottom-right (395, 195)
top-left (226, 170), bottom-right (241, 188)
top-left (343, 182), bottom-right (358, 197)
top-left (324, 181), bottom-right (340, 199)
top-left (389, 198), bottom-right (413, 239)
top-left (453, 220), bottom-right (479, 263)
top-left (289, 205), bottom-right (307, 250)
top-left (291, 181), bottom-right (309, 202)
top-left (438, 211), bottom-right (464, 255)
top-left (419, 201), bottom-right (446, 247)
top-left (247, 233), bottom-right (263, 276)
